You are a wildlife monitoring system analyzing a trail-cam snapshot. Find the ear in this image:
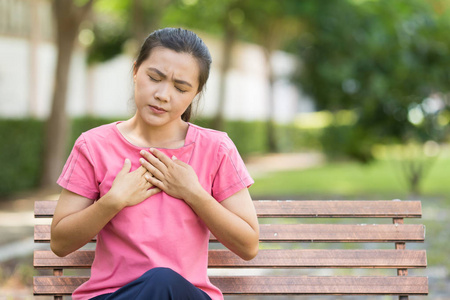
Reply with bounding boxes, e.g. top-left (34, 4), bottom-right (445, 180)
top-left (133, 61), bottom-right (138, 79)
